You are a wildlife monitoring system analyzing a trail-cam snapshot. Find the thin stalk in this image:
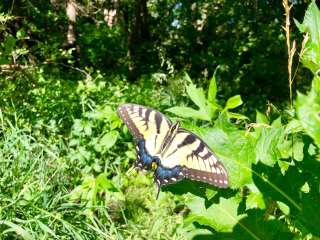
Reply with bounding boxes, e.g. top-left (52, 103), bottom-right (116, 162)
top-left (282, 0), bottom-right (296, 109)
